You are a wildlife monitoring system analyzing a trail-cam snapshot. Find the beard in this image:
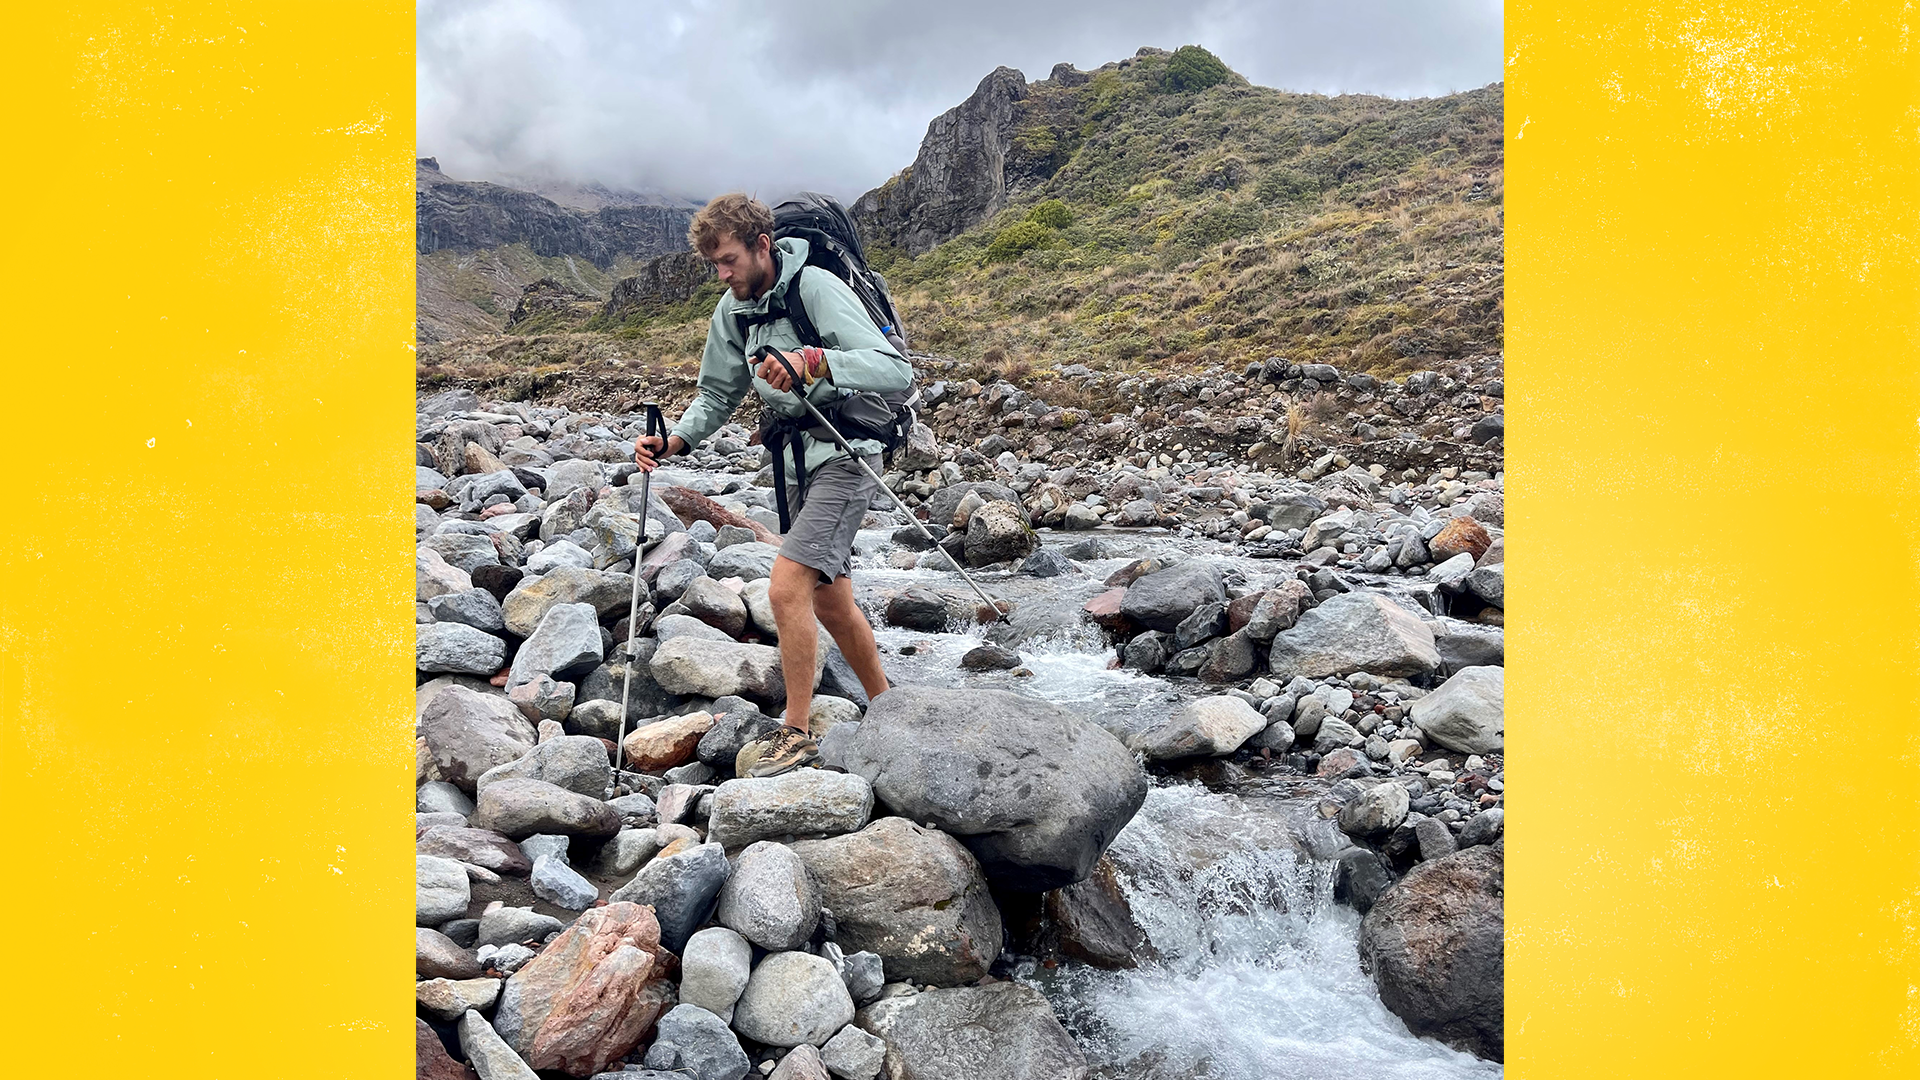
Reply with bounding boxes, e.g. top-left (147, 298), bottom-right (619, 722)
top-left (731, 256), bottom-right (774, 300)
